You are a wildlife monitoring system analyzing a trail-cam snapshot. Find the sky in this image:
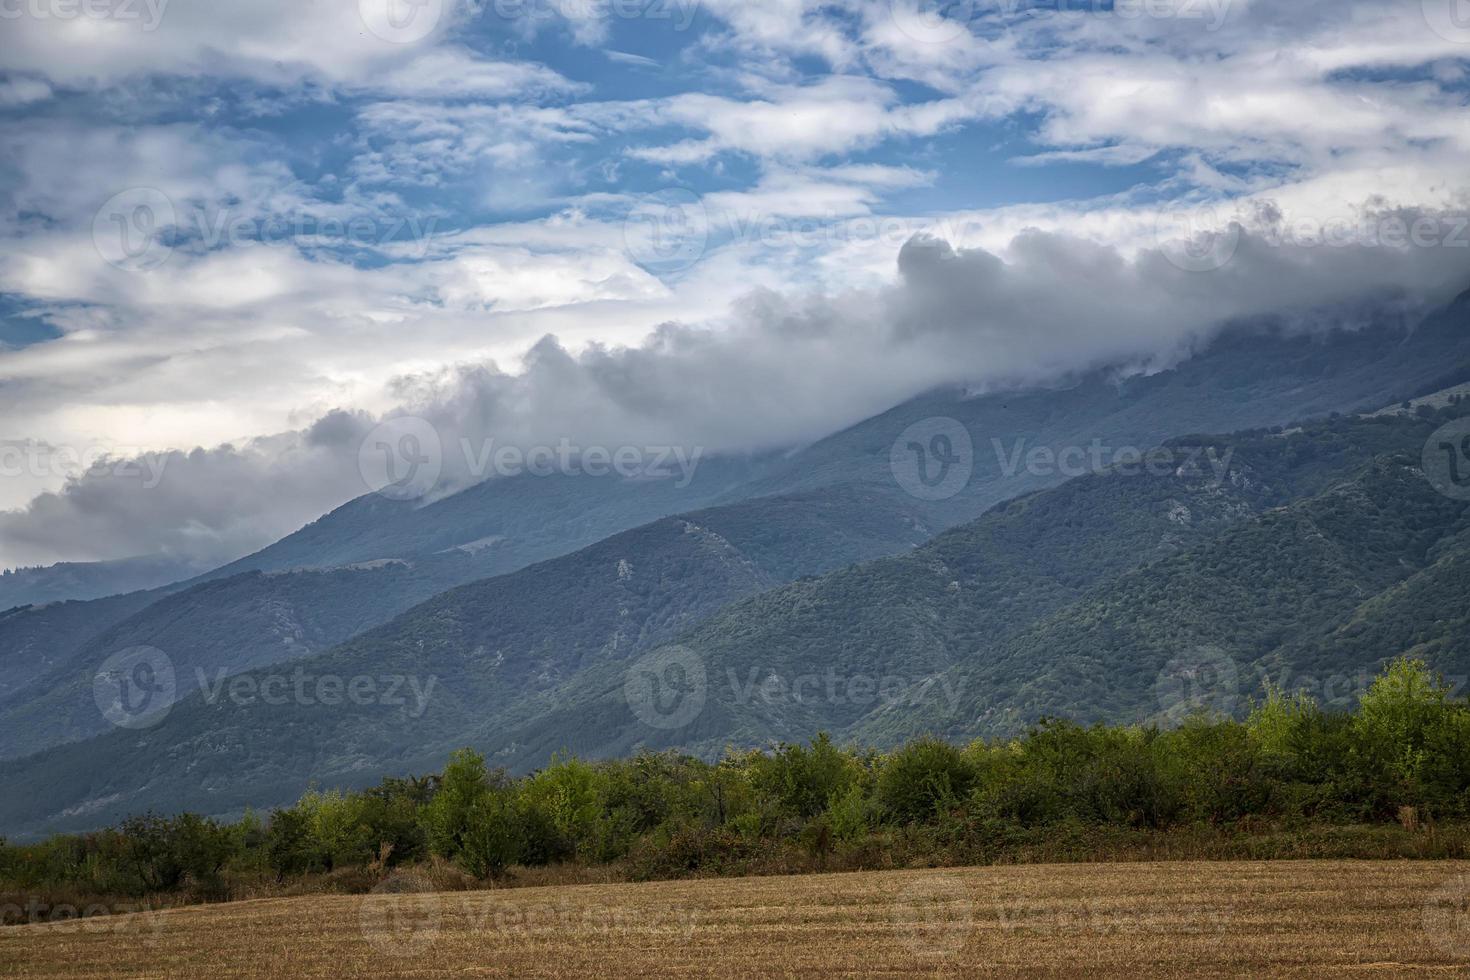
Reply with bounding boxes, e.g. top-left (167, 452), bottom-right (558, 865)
top-left (0, 0), bottom-right (1468, 570)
